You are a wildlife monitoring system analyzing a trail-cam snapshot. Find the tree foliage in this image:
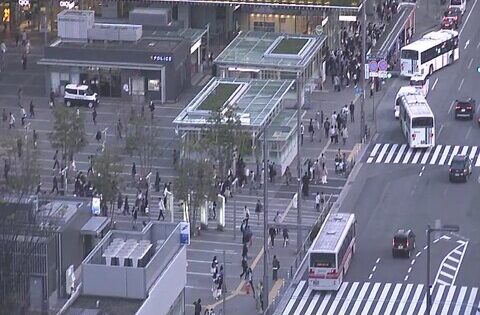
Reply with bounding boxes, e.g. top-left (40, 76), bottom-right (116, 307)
top-left (191, 107), bottom-right (252, 180)
top-left (48, 106), bottom-right (87, 158)
top-left (124, 109), bottom-right (160, 177)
